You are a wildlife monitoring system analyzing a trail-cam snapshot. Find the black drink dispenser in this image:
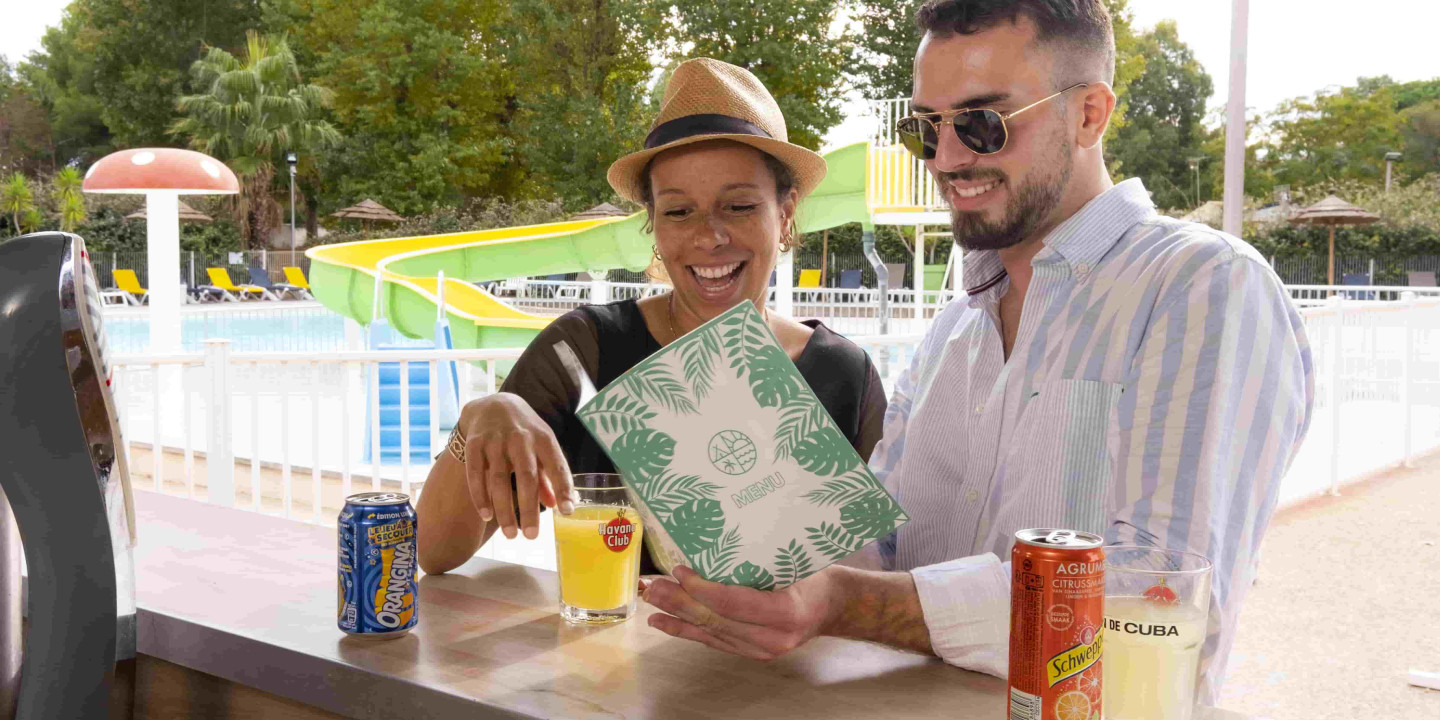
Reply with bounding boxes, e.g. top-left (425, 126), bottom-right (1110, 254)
top-left (0, 232), bottom-right (136, 719)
